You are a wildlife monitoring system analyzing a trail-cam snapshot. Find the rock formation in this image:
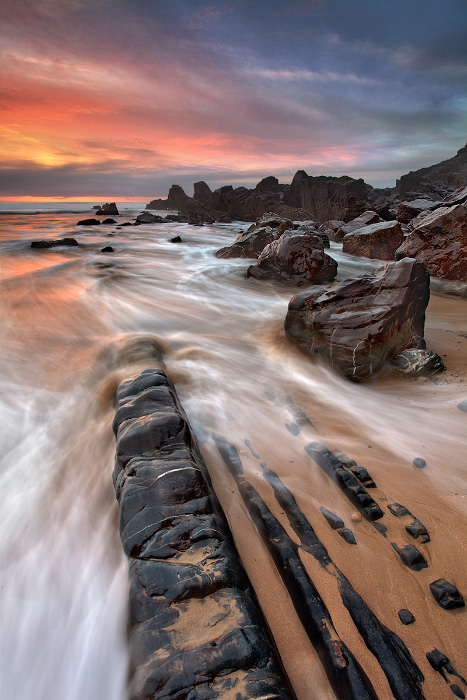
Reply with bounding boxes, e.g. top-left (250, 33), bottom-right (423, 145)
top-left (112, 369), bottom-right (294, 700)
top-left (95, 202), bottom-right (119, 215)
top-left (396, 143), bottom-right (467, 199)
top-left (215, 213), bottom-right (292, 259)
top-left (285, 258), bottom-right (430, 381)
top-left (333, 211), bottom-right (382, 242)
top-left (395, 189), bottom-right (467, 281)
top-left (342, 220), bottom-right (404, 260)
top-left (247, 231), bottom-right (337, 284)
